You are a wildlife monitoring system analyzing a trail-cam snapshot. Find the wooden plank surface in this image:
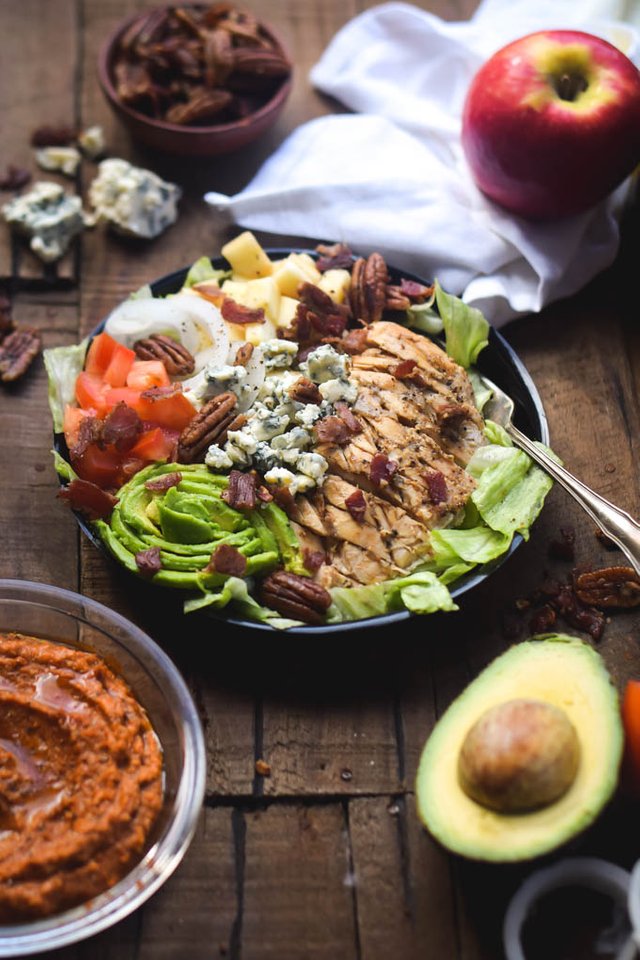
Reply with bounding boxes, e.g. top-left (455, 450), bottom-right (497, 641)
top-left (3, 1), bottom-right (640, 959)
